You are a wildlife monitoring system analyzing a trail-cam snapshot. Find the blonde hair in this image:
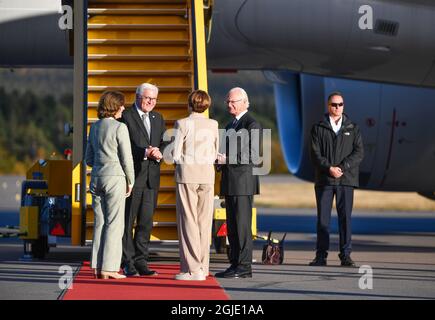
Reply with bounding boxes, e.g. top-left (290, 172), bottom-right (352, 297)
top-left (188, 90), bottom-right (211, 113)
